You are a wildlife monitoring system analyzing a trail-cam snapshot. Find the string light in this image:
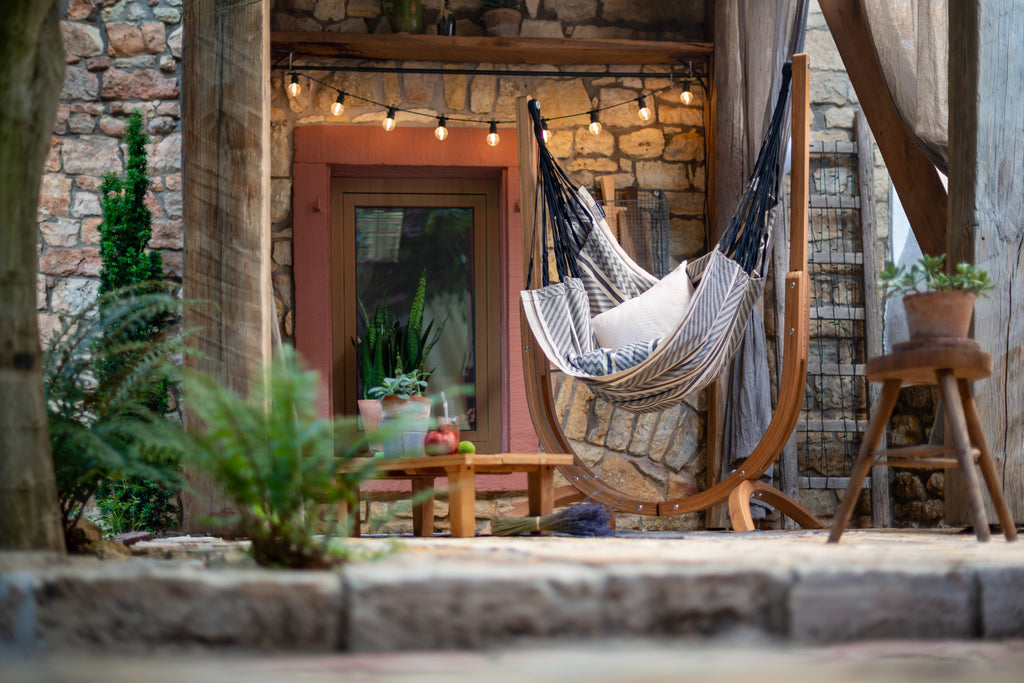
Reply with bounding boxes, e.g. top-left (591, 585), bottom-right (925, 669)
top-left (680, 80), bottom-right (694, 105)
top-left (331, 91), bottom-right (345, 116)
top-left (287, 72), bottom-right (301, 98)
top-left (275, 63), bottom-right (708, 145)
top-left (637, 96), bottom-right (651, 121)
